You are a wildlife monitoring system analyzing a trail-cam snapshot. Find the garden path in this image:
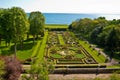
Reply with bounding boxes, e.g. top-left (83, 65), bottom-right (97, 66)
top-left (49, 74), bottom-right (120, 80)
top-left (91, 44), bottom-right (119, 65)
